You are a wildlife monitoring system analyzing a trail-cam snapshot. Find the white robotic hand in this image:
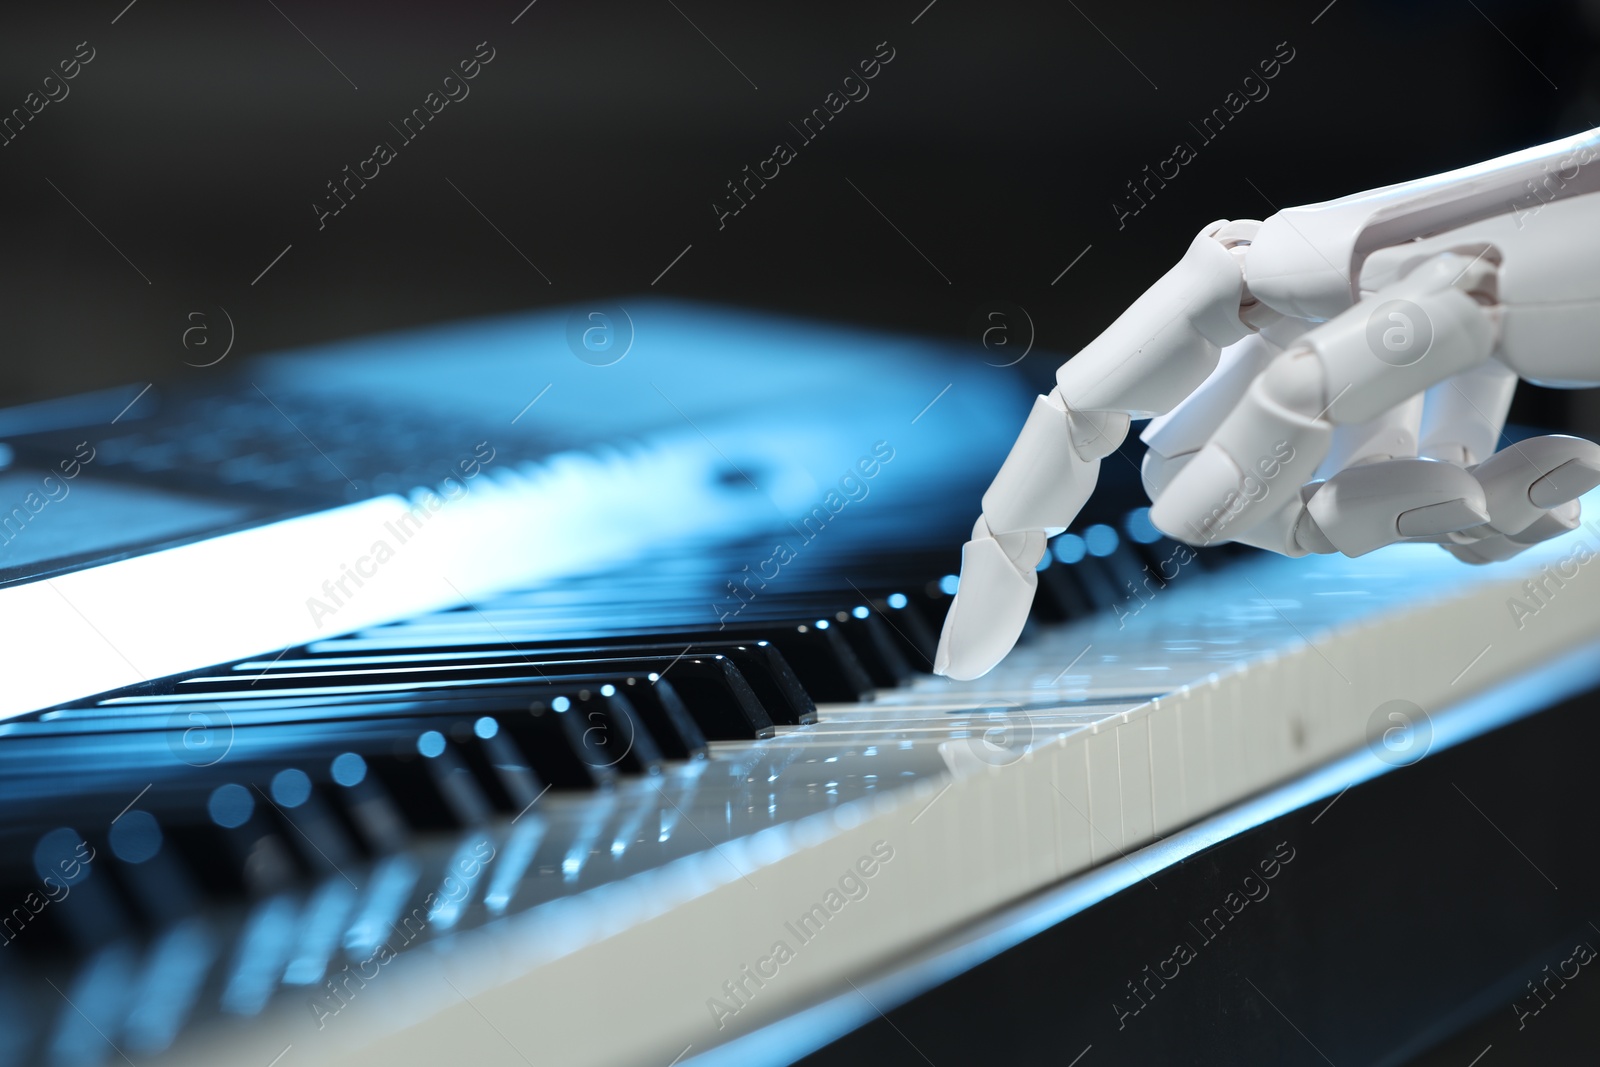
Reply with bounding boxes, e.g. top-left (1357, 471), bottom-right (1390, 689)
top-left (935, 128), bottom-right (1600, 681)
